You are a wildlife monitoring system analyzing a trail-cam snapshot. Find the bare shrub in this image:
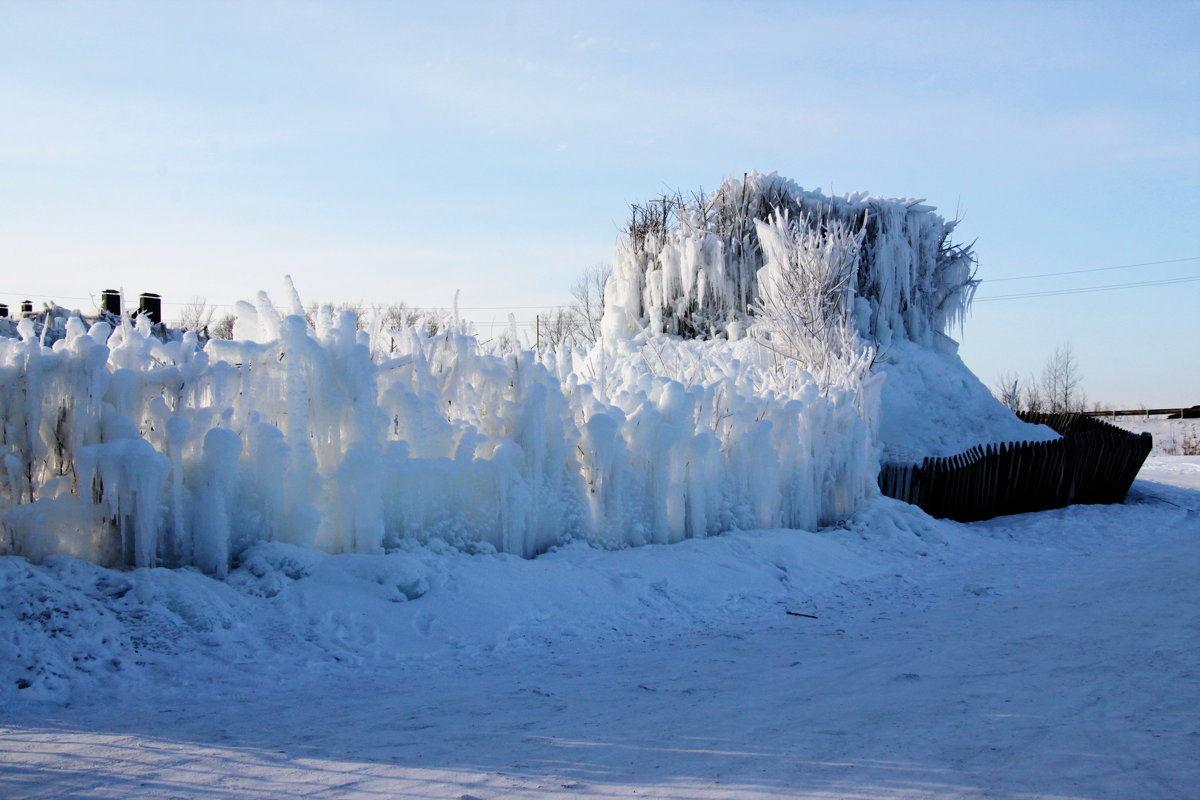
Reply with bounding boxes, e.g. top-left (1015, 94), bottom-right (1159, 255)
top-left (378, 302), bottom-right (450, 337)
top-left (176, 296), bottom-right (215, 334)
top-left (569, 263), bottom-right (610, 345)
top-left (994, 372), bottom-right (1022, 411)
top-left (210, 313), bottom-right (236, 340)
top-left (535, 307), bottom-right (581, 350)
top-left (751, 210), bottom-right (869, 386)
